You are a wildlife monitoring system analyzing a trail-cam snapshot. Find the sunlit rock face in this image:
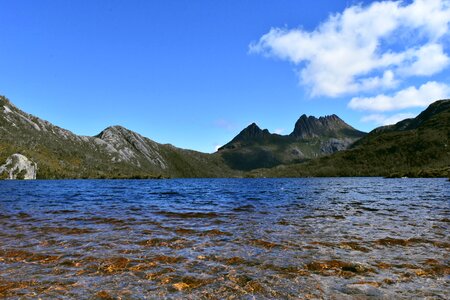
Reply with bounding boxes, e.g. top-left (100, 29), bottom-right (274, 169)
top-left (0, 153), bottom-right (37, 179)
top-left (95, 125), bottom-right (168, 169)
